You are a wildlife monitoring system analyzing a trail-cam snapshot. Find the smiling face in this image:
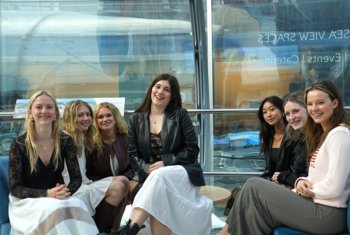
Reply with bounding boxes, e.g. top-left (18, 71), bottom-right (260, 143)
top-left (262, 101), bottom-right (284, 126)
top-left (29, 94), bottom-right (57, 127)
top-left (306, 89), bottom-right (338, 130)
top-left (96, 106), bottom-right (115, 132)
top-left (151, 80), bottom-right (171, 109)
top-left (75, 104), bottom-right (92, 132)
top-left (284, 101), bottom-right (307, 131)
